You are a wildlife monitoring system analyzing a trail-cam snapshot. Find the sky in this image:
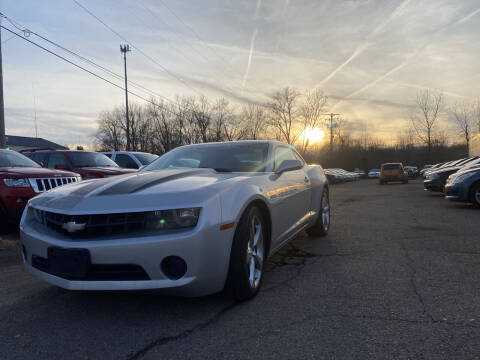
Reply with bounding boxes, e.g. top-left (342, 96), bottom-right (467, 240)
top-left (0, 0), bottom-right (479, 146)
